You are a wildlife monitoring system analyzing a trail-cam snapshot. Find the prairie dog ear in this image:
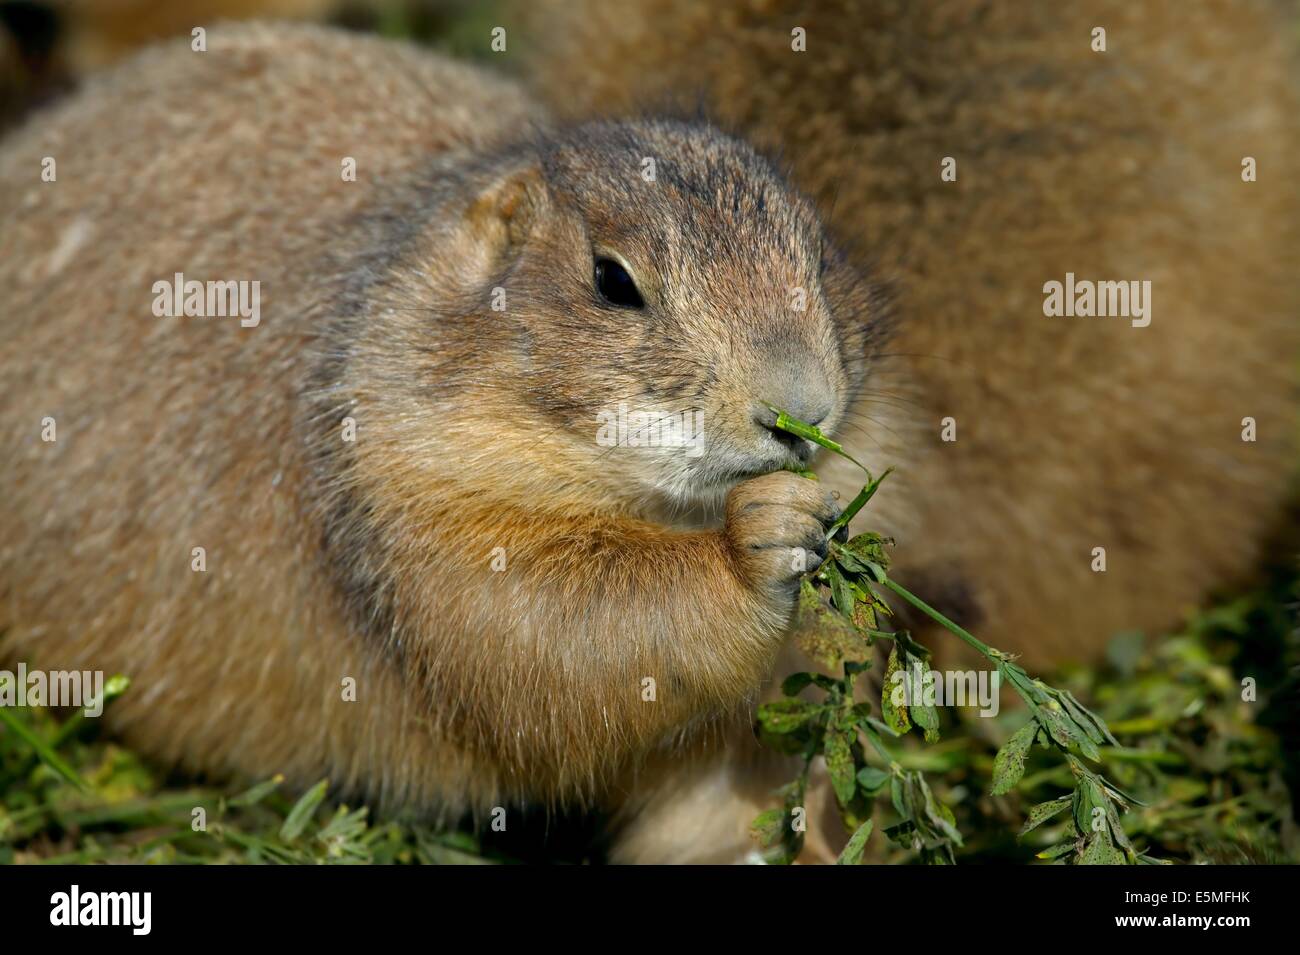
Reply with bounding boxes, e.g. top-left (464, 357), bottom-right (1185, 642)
top-left (463, 162), bottom-right (547, 265)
